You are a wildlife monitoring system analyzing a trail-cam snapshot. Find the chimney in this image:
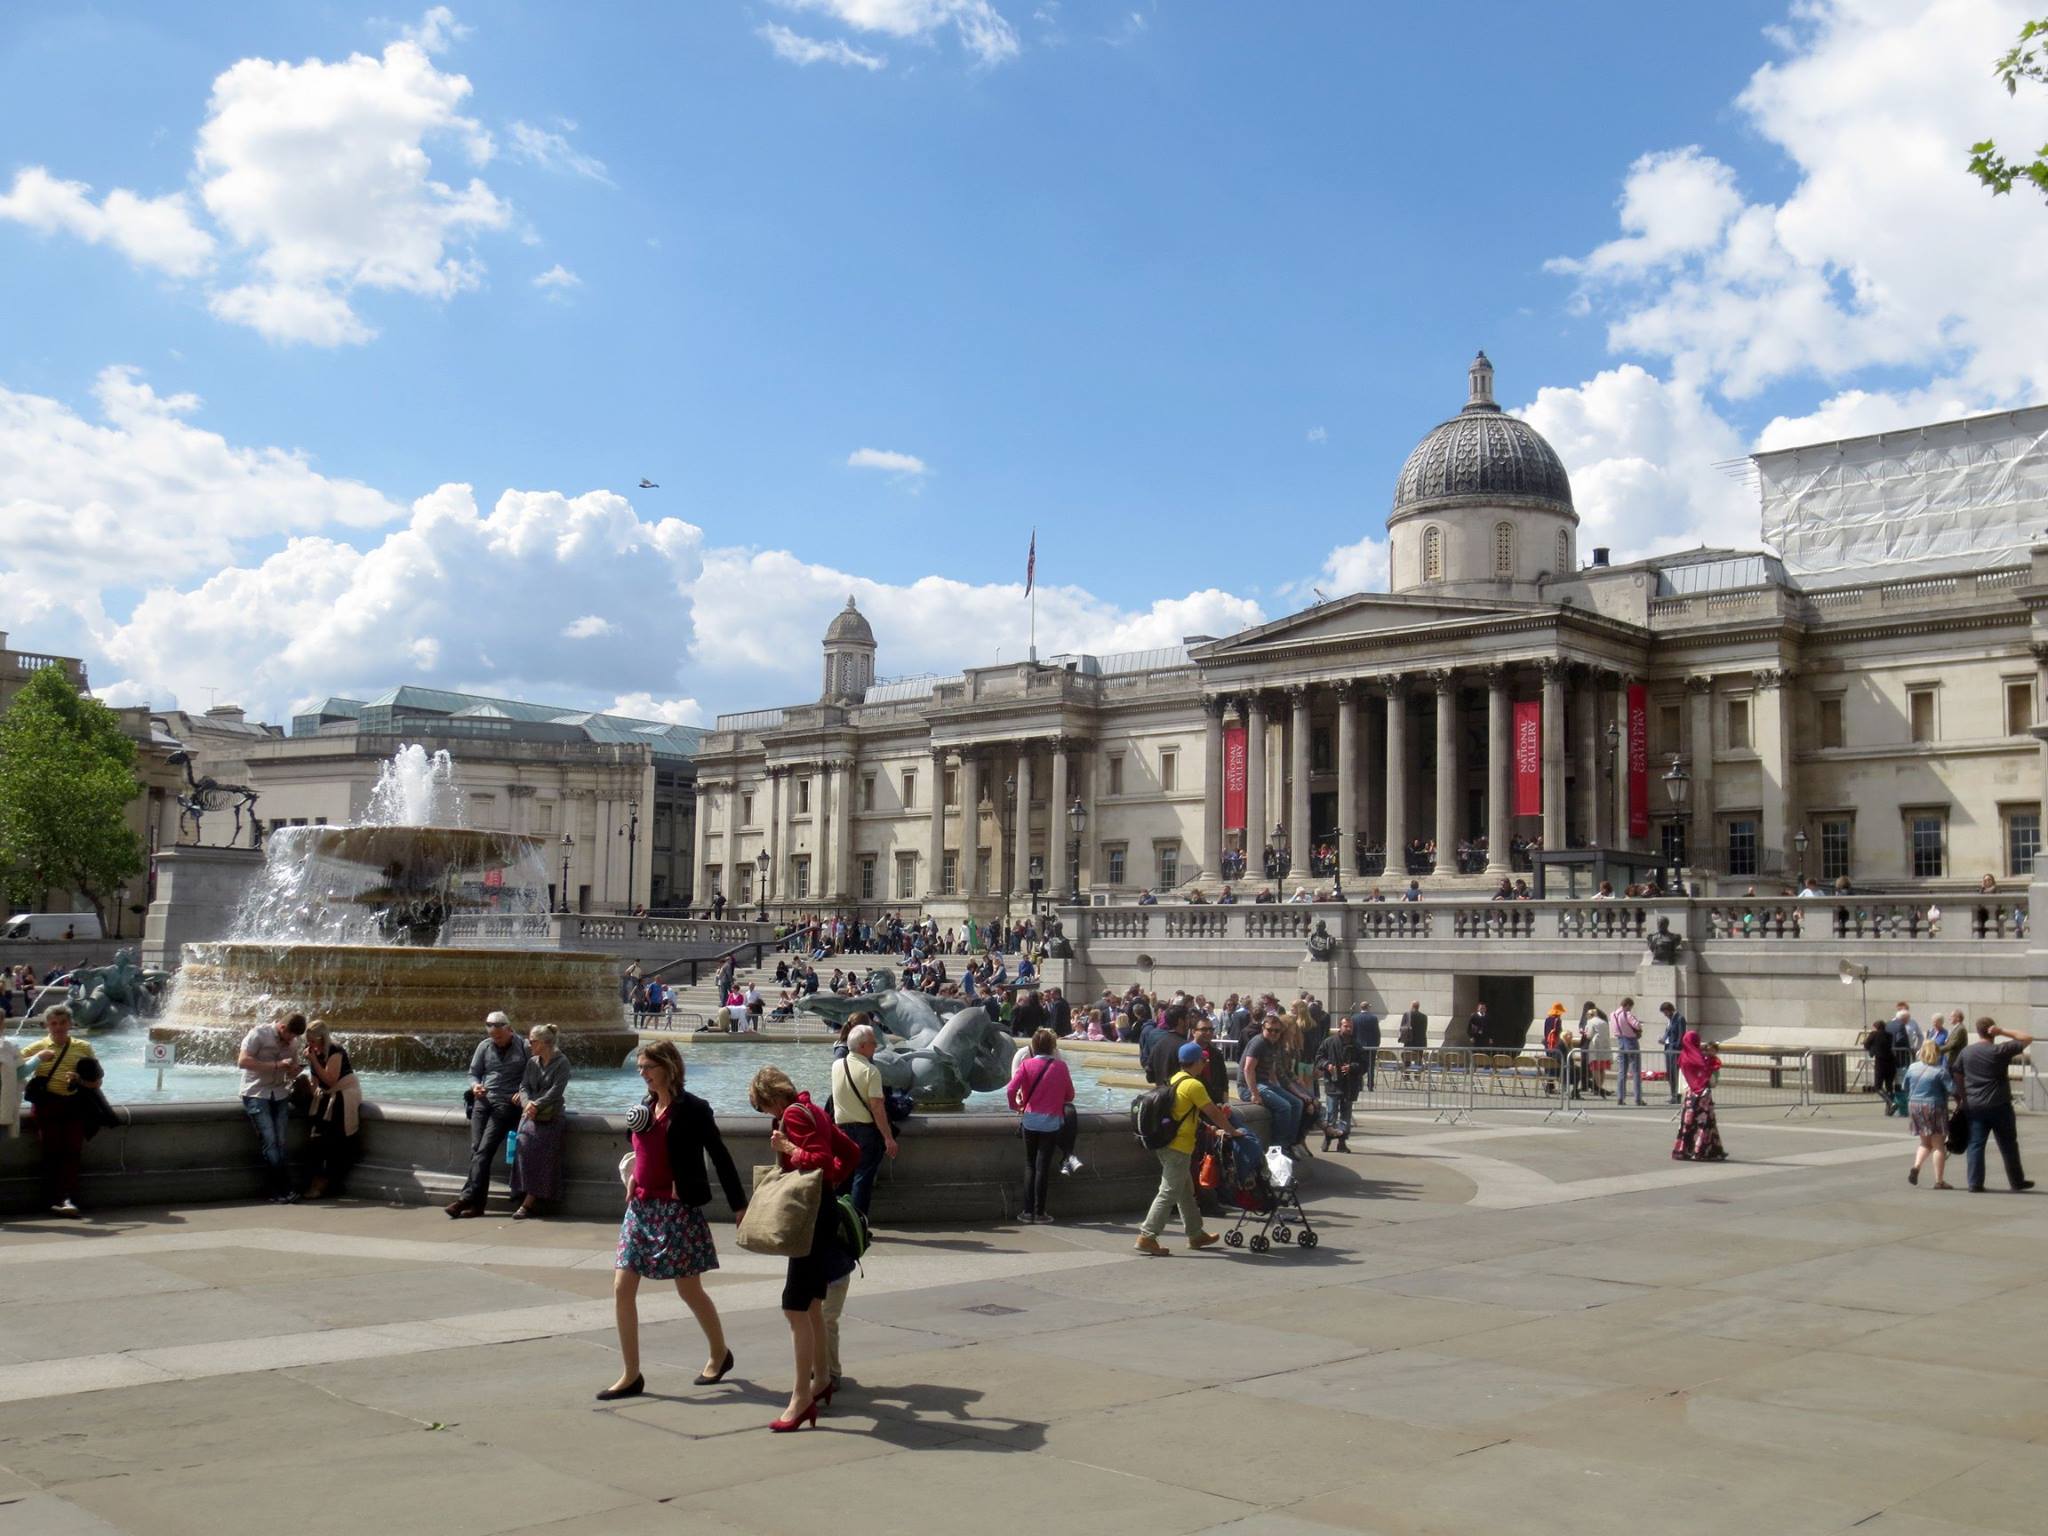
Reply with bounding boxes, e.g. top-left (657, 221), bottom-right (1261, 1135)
top-left (1591, 547), bottom-right (1611, 568)
top-left (206, 704), bottom-right (246, 723)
